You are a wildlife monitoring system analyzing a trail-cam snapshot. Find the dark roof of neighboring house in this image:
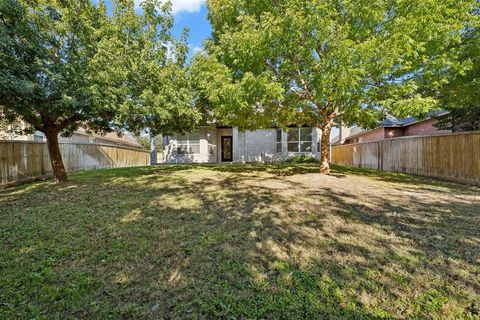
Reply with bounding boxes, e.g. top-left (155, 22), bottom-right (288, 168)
top-left (379, 110), bottom-right (449, 127)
